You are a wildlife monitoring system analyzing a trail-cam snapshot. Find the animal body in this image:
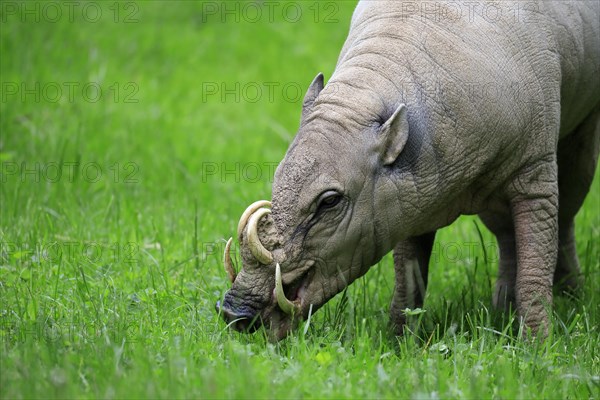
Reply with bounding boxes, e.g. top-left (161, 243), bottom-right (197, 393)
top-left (217, 0), bottom-right (600, 340)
